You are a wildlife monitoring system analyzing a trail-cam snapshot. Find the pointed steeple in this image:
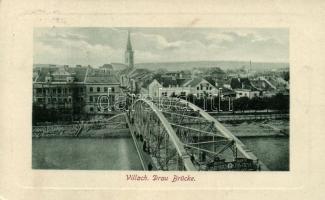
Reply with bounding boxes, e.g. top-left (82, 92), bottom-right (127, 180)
top-left (125, 30), bottom-right (134, 68)
top-left (126, 30), bottom-right (133, 51)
